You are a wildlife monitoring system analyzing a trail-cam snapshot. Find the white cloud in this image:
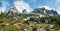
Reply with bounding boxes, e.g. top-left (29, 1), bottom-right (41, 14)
top-left (0, 0), bottom-right (10, 13)
top-left (14, 0), bottom-right (32, 13)
top-left (57, 11), bottom-right (60, 14)
top-left (56, 6), bottom-right (60, 14)
top-left (56, 0), bottom-right (60, 2)
top-left (55, 0), bottom-right (60, 14)
top-left (0, 7), bottom-right (6, 13)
